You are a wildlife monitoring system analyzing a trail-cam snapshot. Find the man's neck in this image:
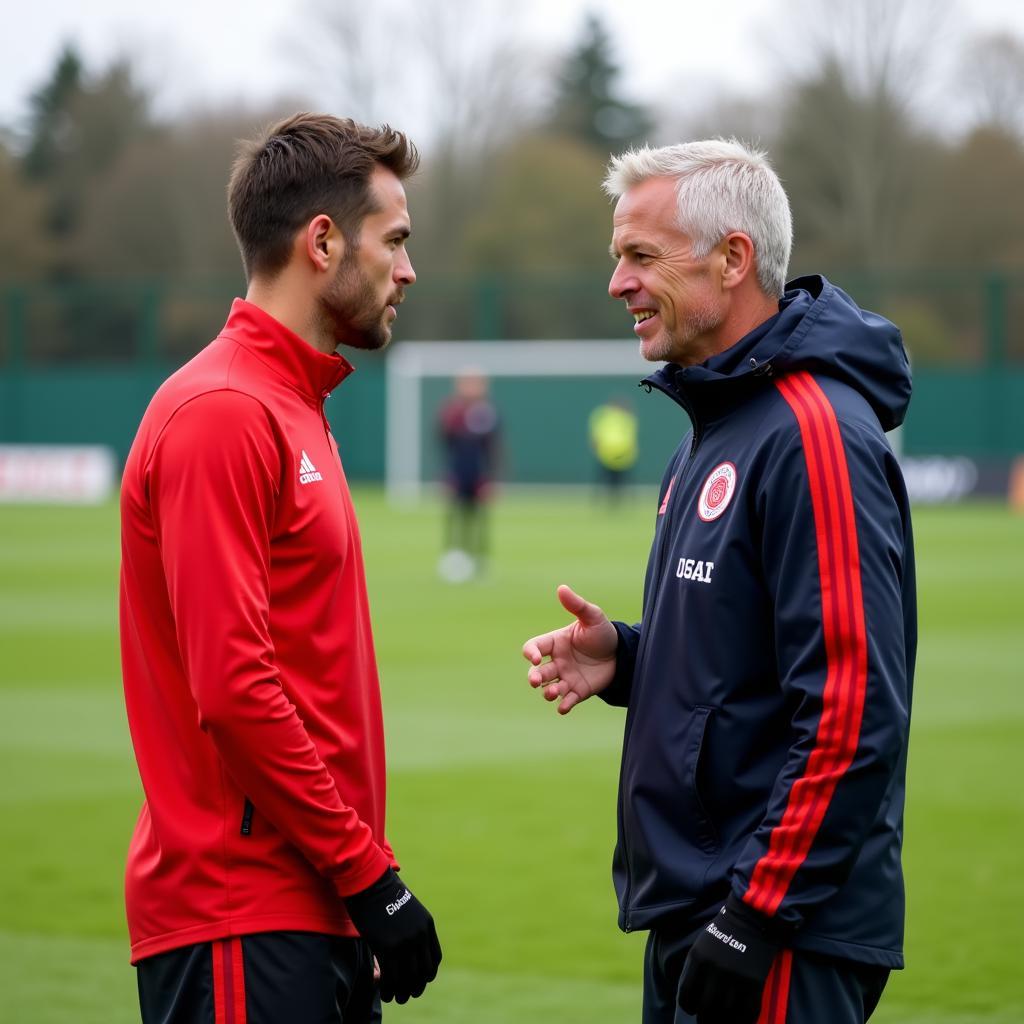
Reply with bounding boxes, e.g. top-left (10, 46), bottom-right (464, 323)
top-left (245, 279), bottom-right (335, 355)
top-left (706, 292), bottom-right (781, 363)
